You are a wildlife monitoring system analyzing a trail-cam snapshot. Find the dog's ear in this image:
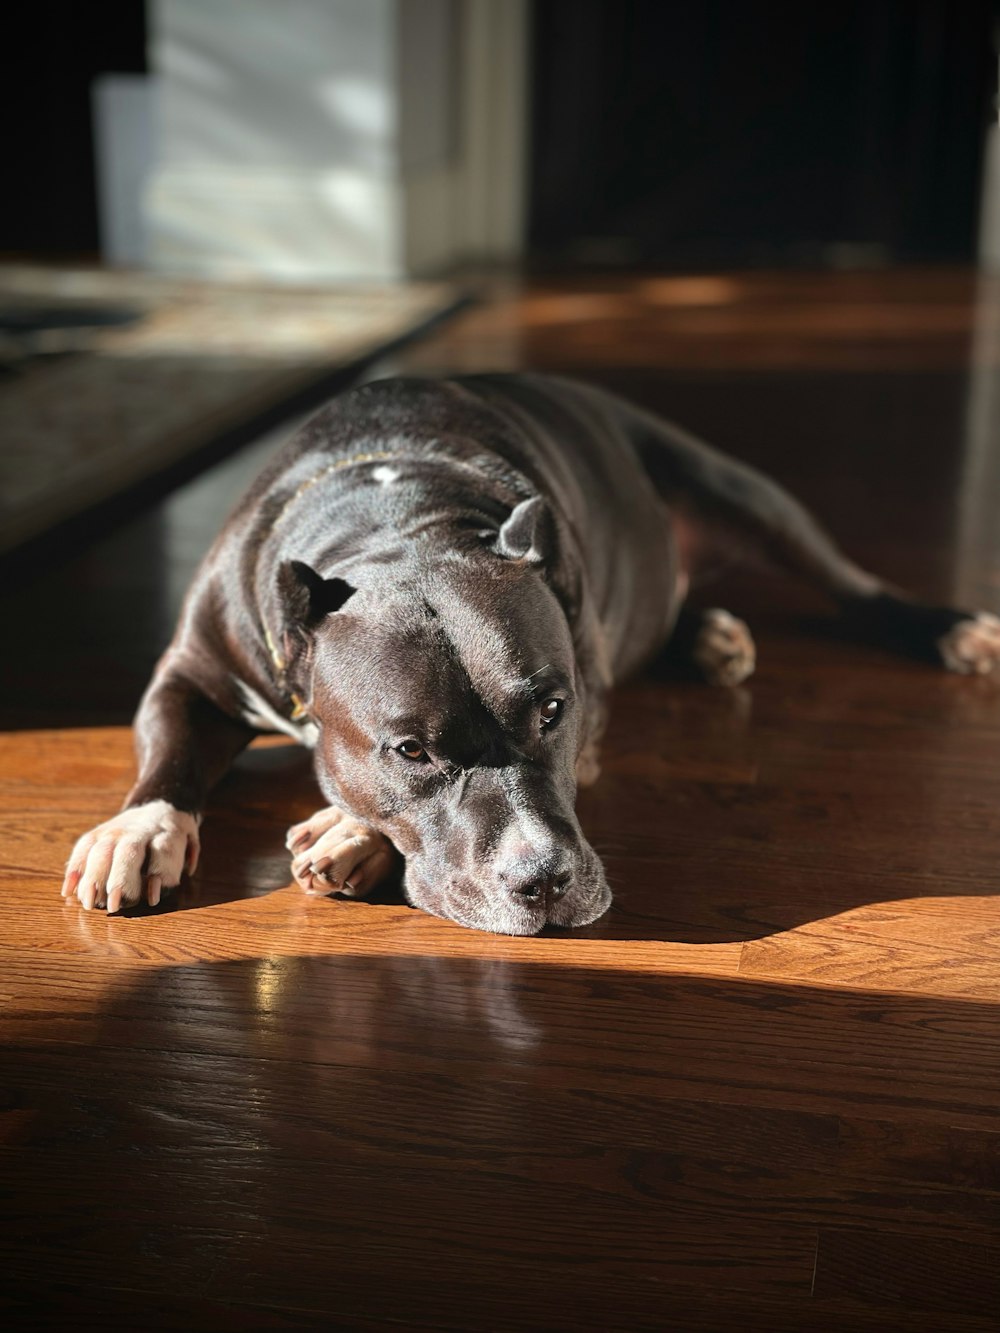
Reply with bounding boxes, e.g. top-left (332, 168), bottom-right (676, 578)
top-left (278, 560), bottom-right (356, 627)
top-left (496, 497), bottom-right (552, 565)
